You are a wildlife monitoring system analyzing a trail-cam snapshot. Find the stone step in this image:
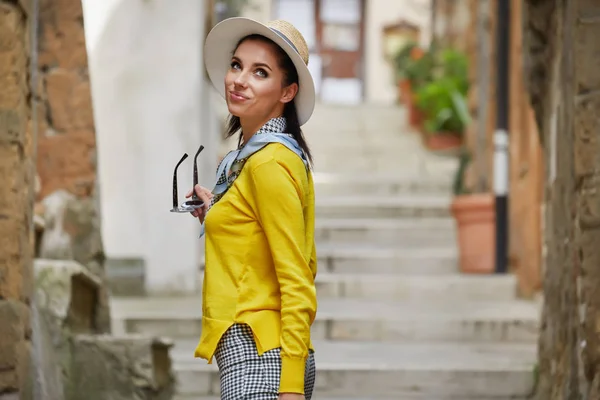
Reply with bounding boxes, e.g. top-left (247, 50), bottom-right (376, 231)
top-left (313, 173), bottom-right (452, 196)
top-left (195, 273), bottom-right (518, 302)
top-left (304, 103), bottom-right (406, 131)
top-left (316, 195), bottom-right (451, 218)
top-left (311, 152), bottom-right (457, 170)
top-left (316, 244), bottom-right (457, 274)
top-left (197, 244), bottom-right (458, 275)
top-left (177, 397), bottom-right (529, 400)
top-left (171, 340), bottom-right (537, 398)
top-left (311, 147), bottom-right (431, 163)
top-left (315, 217), bottom-right (456, 246)
top-left (310, 137), bottom-right (419, 148)
top-left (196, 244), bottom-right (459, 277)
top-left (312, 273), bottom-right (519, 302)
top-left (314, 163), bottom-right (453, 176)
top-left (110, 297), bottom-right (540, 344)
